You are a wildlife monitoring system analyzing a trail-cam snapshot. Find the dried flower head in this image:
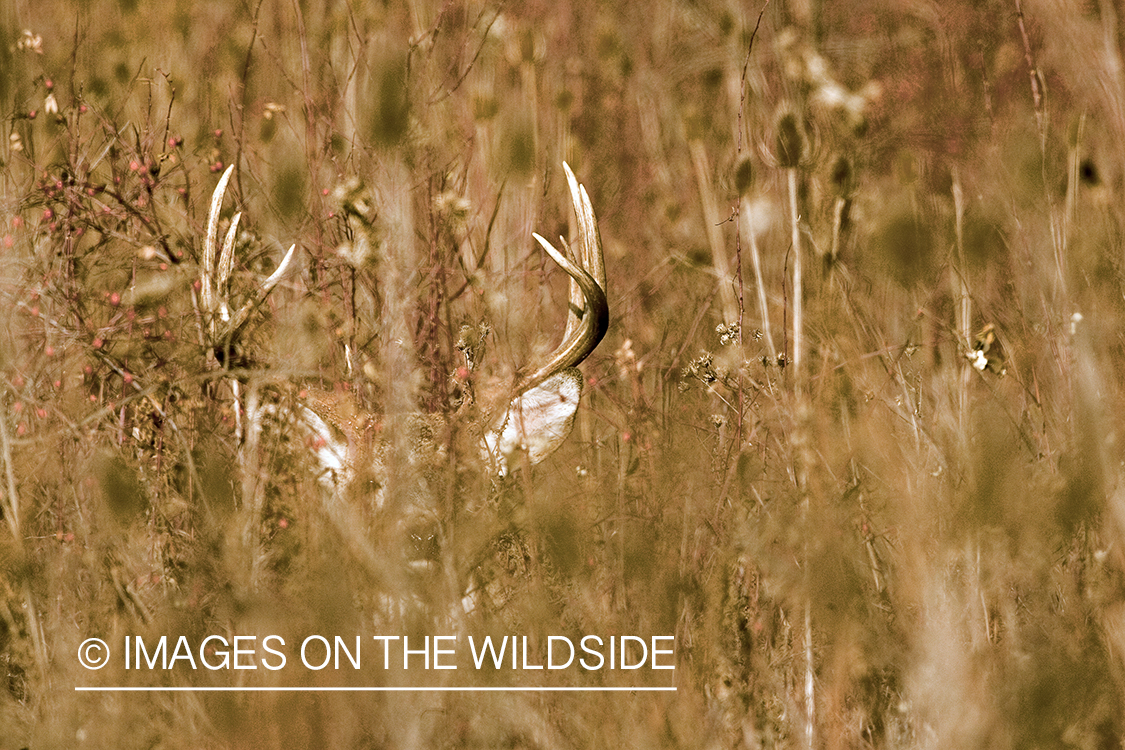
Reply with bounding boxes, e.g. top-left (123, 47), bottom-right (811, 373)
top-left (614, 338), bottom-right (641, 380)
top-left (263, 102), bottom-right (286, 120)
top-left (434, 190), bottom-right (471, 233)
top-left (967, 323), bottom-right (1006, 376)
top-left (683, 351), bottom-right (721, 385)
top-left (455, 322), bottom-right (490, 373)
top-left (830, 155), bottom-right (853, 196)
top-left (775, 111), bottom-right (805, 169)
top-left (333, 178), bottom-right (381, 267)
top-left (735, 157), bottom-right (755, 196)
top-left (716, 322), bottom-right (740, 346)
top-left (17, 29), bottom-right (43, 54)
